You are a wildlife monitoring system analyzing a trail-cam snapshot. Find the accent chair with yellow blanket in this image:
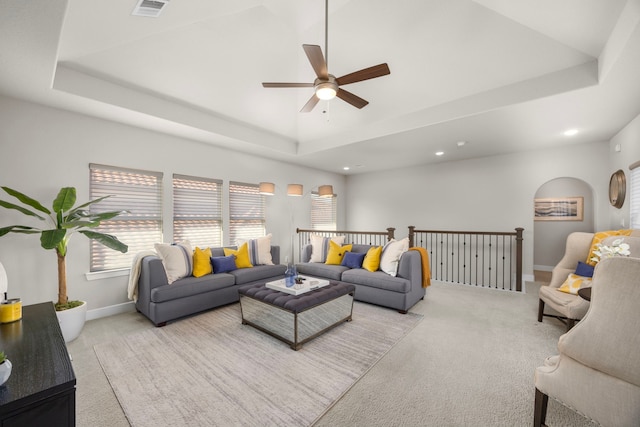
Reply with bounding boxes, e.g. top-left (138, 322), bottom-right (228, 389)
top-left (534, 256), bottom-right (640, 426)
top-left (537, 230), bottom-right (640, 331)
